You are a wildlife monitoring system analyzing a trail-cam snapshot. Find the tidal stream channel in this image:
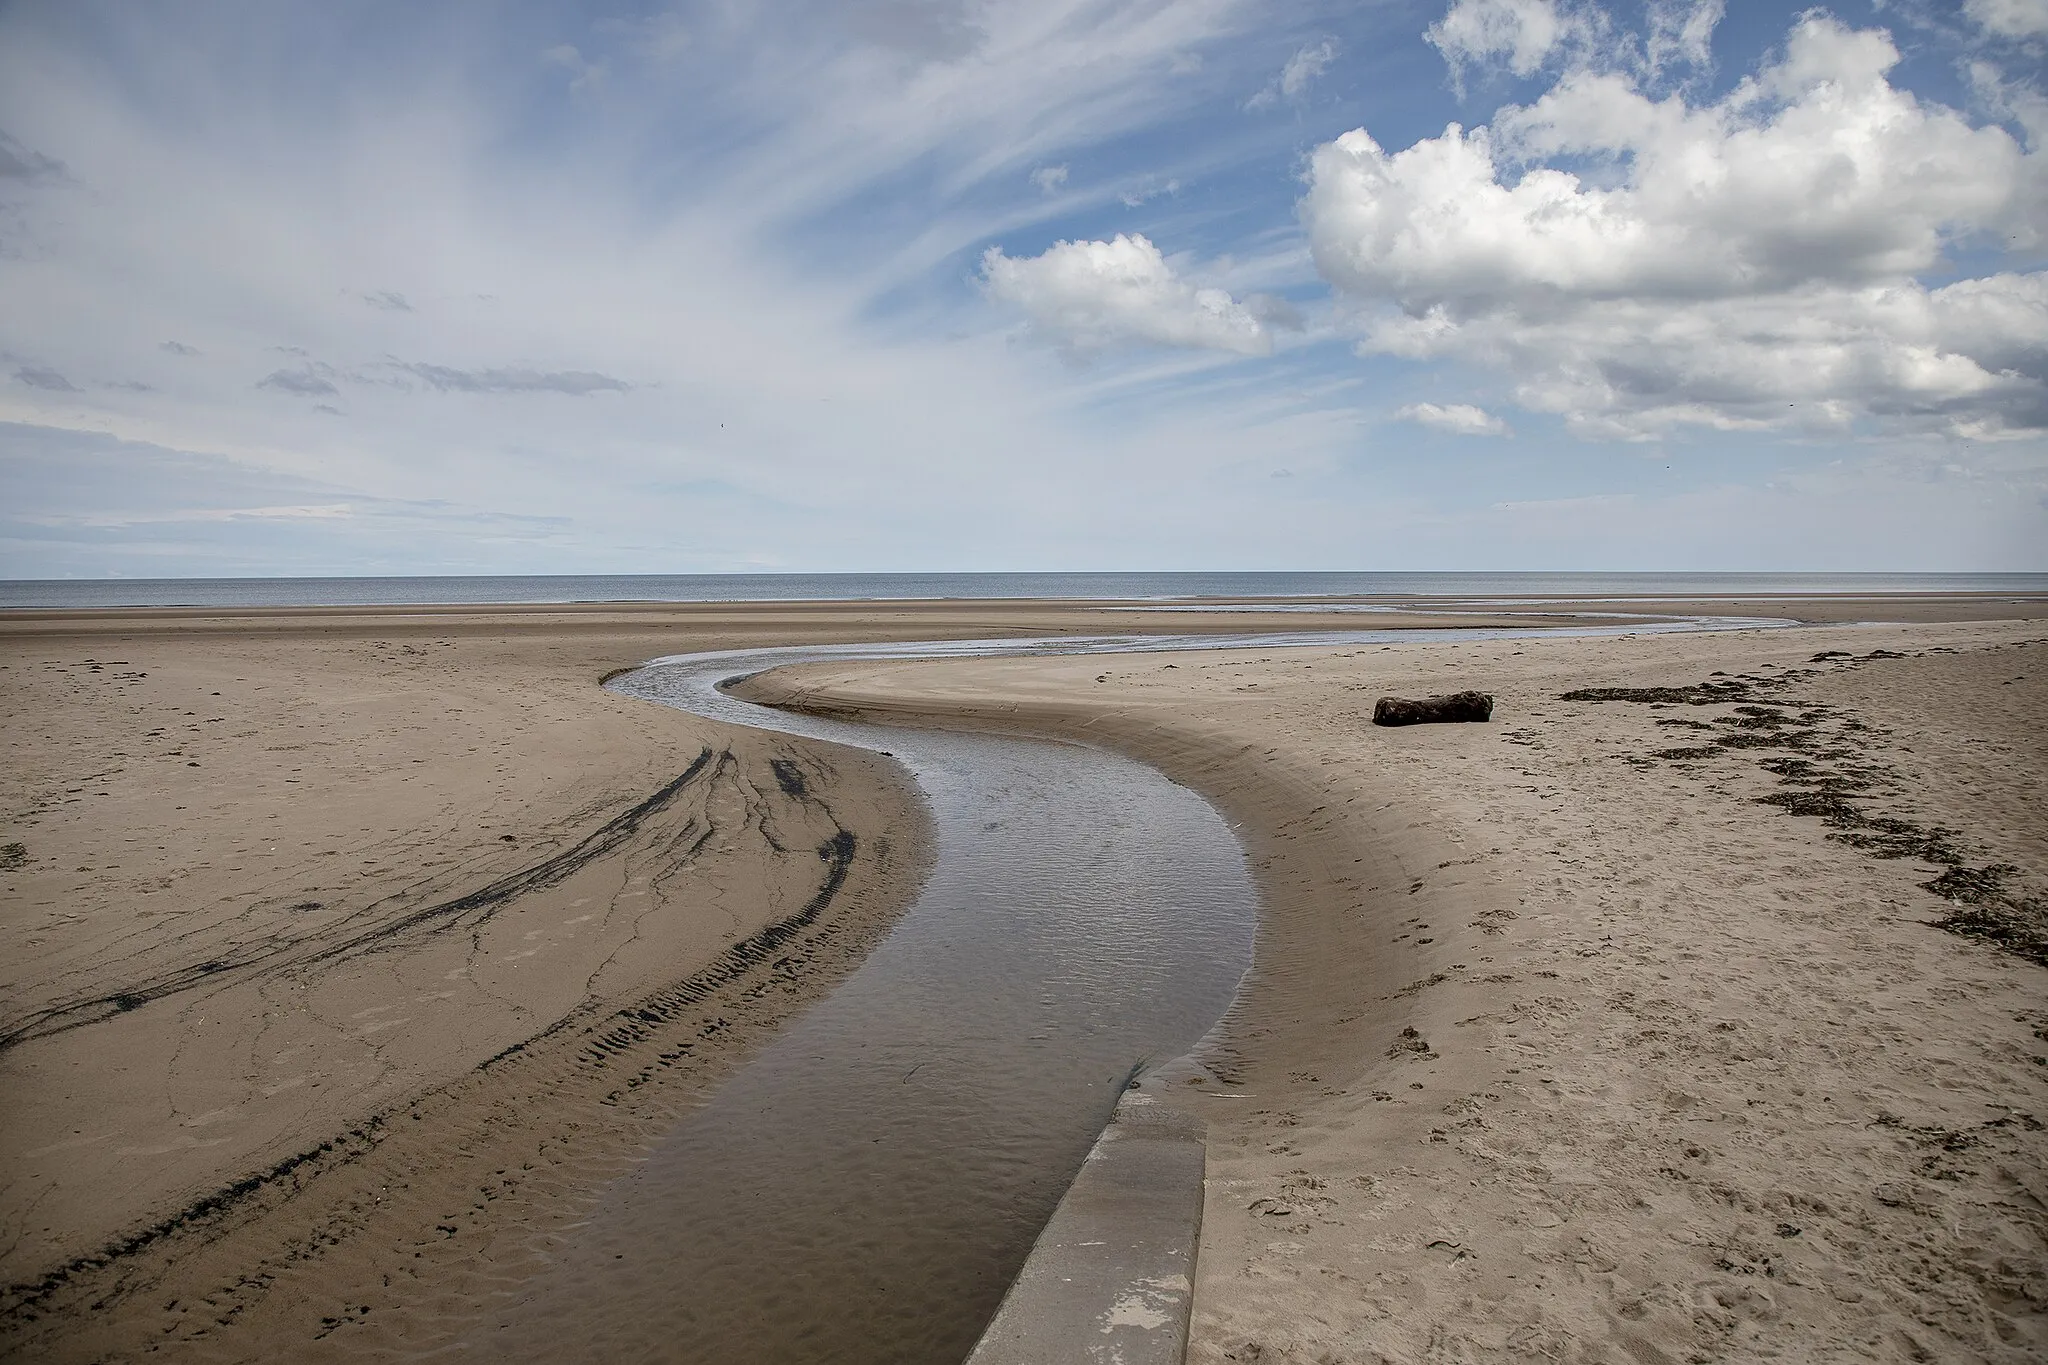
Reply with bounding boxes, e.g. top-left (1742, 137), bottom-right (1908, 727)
top-left (481, 620), bottom-right (1785, 1364)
